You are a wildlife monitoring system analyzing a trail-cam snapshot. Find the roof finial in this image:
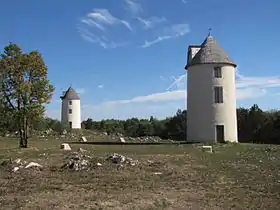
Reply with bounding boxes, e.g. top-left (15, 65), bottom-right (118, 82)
top-left (208, 28), bottom-right (212, 37)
